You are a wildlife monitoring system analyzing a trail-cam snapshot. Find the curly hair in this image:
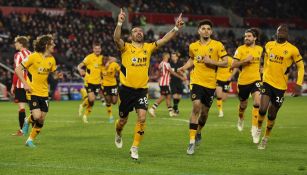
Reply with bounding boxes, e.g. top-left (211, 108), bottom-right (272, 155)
top-left (33, 34), bottom-right (53, 53)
